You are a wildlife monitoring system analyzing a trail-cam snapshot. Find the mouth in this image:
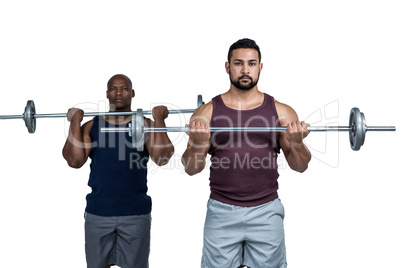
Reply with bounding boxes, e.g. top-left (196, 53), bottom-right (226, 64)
top-left (240, 75), bottom-right (251, 82)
